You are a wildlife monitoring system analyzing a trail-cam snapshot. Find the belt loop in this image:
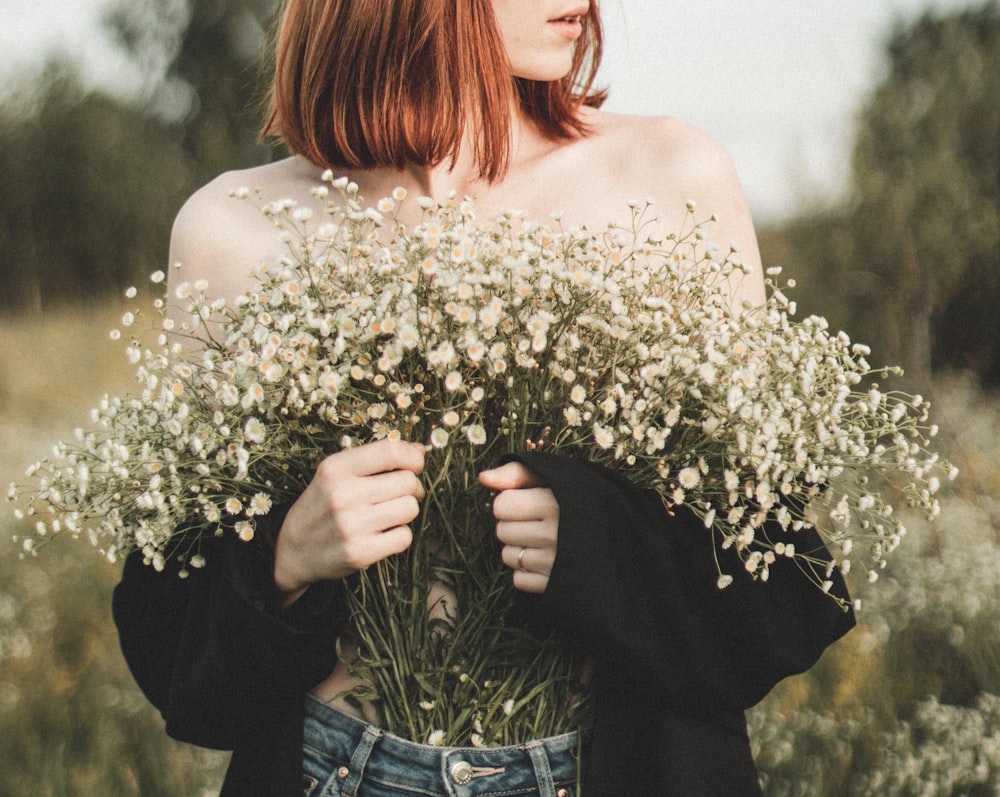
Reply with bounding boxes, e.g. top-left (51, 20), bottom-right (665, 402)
top-left (338, 726), bottom-right (381, 797)
top-left (526, 742), bottom-right (557, 797)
